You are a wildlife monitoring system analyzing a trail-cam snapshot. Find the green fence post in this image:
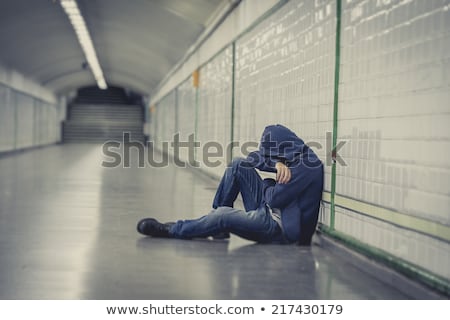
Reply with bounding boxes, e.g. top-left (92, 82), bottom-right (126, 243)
top-left (330, 0), bottom-right (342, 231)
